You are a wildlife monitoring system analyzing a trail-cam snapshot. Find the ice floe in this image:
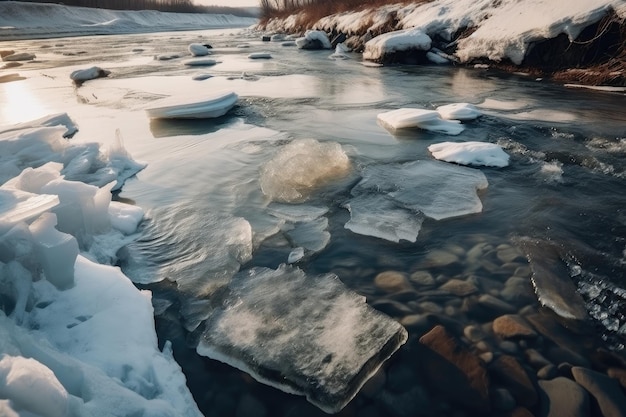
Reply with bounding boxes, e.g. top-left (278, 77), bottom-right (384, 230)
top-left (196, 264), bottom-right (408, 413)
top-left (436, 103), bottom-right (482, 121)
top-left (428, 141), bottom-right (510, 167)
top-left (248, 52), bottom-right (272, 59)
top-left (145, 91), bottom-right (238, 119)
top-left (188, 43), bottom-right (211, 57)
top-left (377, 108), bottom-right (464, 135)
top-left (260, 138), bottom-right (351, 203)
top-left (182, 58), bottom-right (219, 67)
top-left (351, 160), bottom-right (488, 221)
top-left (69, 66), bottom-right (110, 83)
